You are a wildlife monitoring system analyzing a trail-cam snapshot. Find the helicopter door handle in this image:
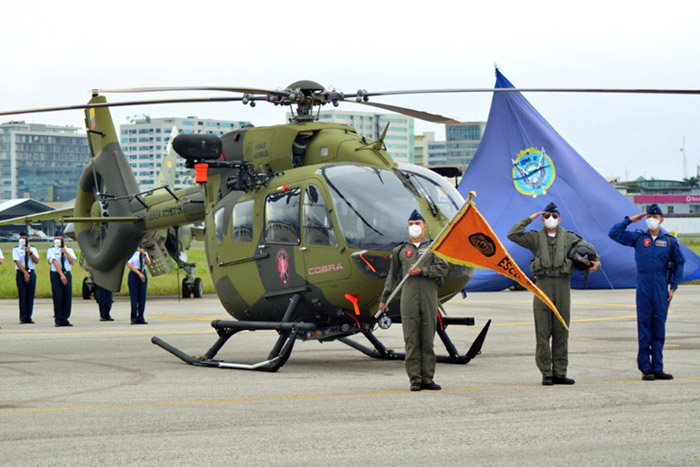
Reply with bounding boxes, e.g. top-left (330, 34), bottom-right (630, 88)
top-left (299, 247), bottom-right (308, 251)
top-left (258, 244), bottom-right (267, 249)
